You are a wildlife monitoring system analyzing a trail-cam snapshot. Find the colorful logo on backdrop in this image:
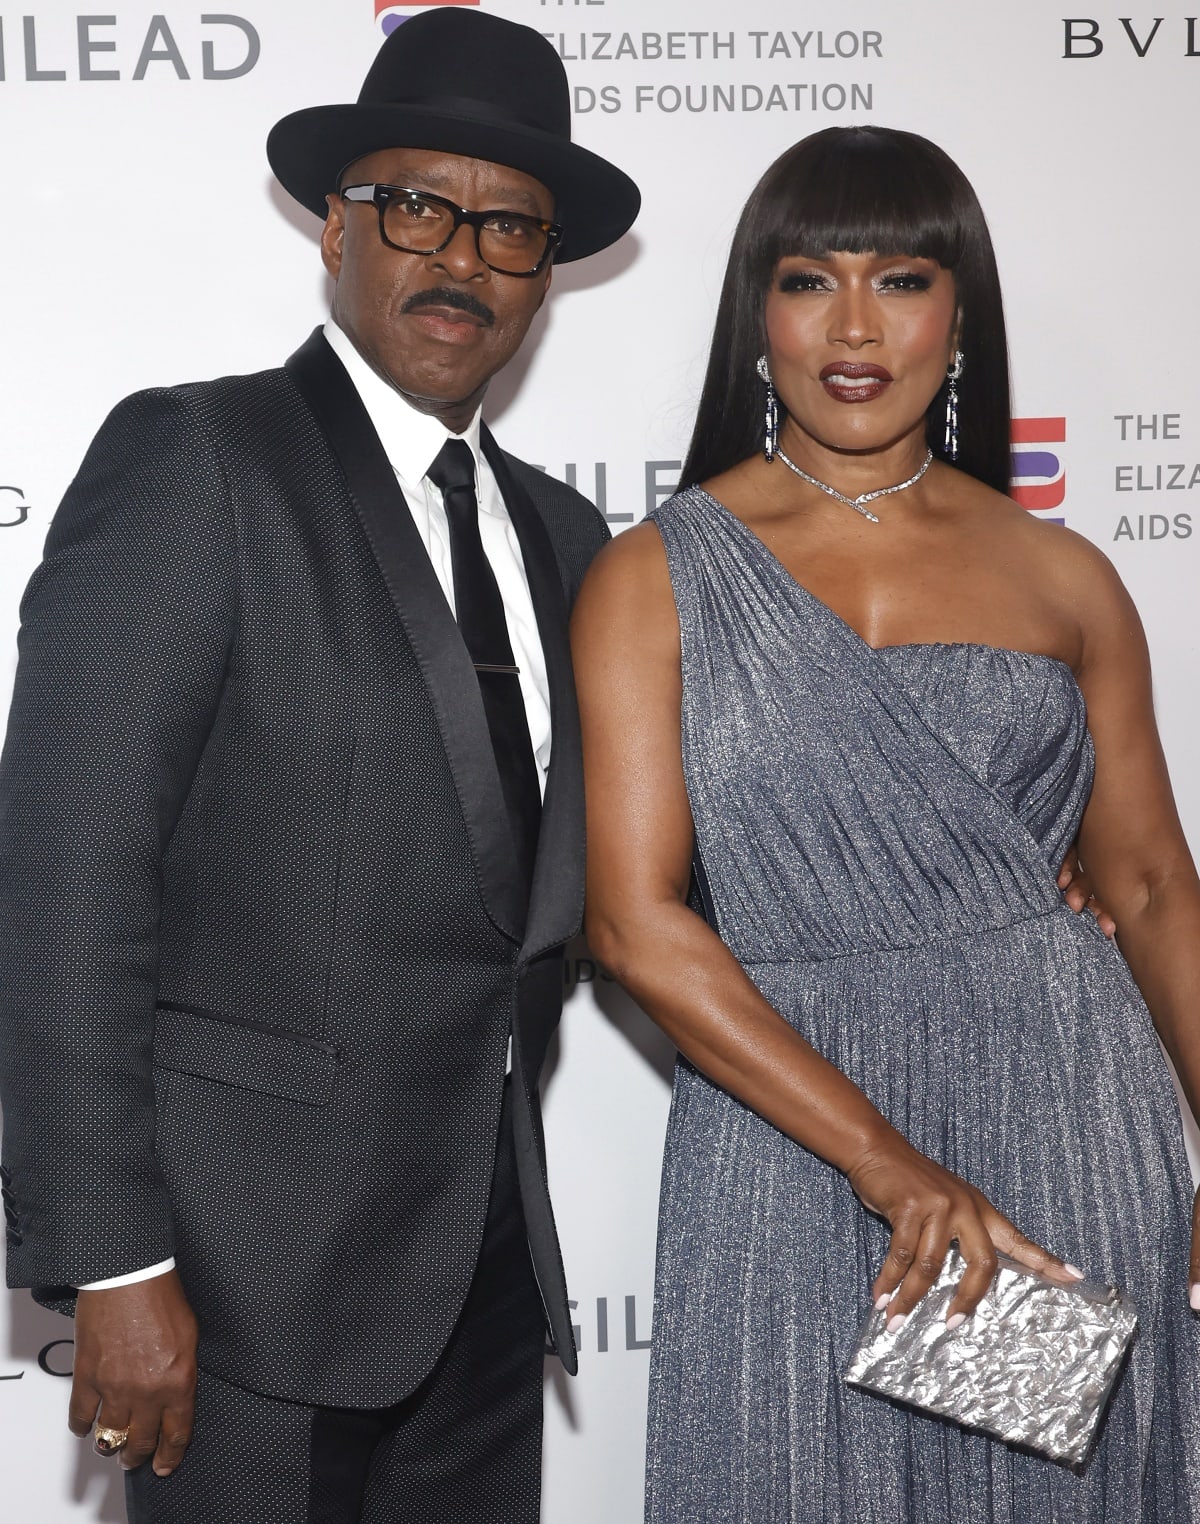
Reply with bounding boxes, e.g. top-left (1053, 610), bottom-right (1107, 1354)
top-left (1011, 418), bottom-right (1066, 522)
top-left (376, 0), bottom-right (479, 38)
